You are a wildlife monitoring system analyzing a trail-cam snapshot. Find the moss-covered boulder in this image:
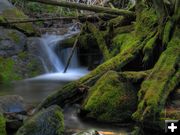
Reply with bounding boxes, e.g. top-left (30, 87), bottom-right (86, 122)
top-left (82, 70), bottom-right (137, 123)
top-left (0, 113), bottom-right (6, 135)
top-left (0, 0), bottom-right (36, 35)
top-left (16, 105), bottom-right (64, 135)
